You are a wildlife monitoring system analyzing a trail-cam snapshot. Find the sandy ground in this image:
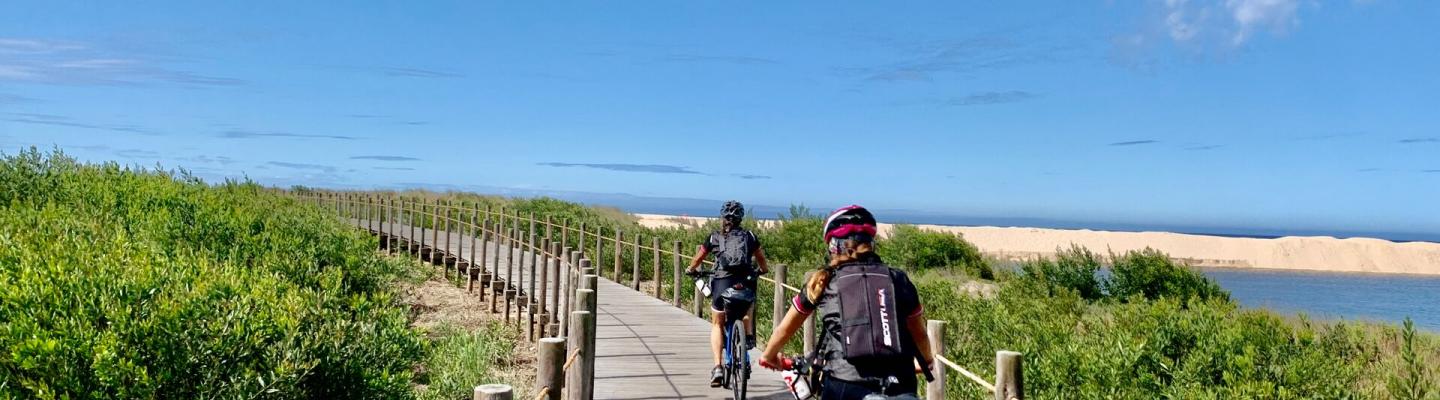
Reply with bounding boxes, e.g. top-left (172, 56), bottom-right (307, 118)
top-left (635, 214), bottom-right (1440, 275)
